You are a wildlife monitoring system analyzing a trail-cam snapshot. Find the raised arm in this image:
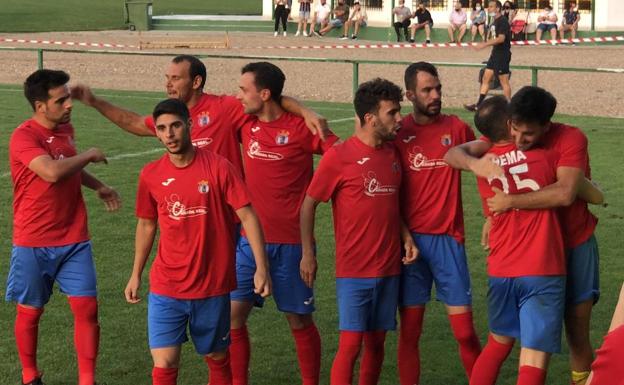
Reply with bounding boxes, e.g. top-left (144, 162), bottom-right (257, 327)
top-left (28, 148), bottom-right (107, 183)
top-left (237, 205), bottom-right (272, 297)
top-left (443, 139), bottom-right (502, 178)
top-left (124, 217), bottom-right (157, 303)
top-left (300, 195), bottom-right (321, 288)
